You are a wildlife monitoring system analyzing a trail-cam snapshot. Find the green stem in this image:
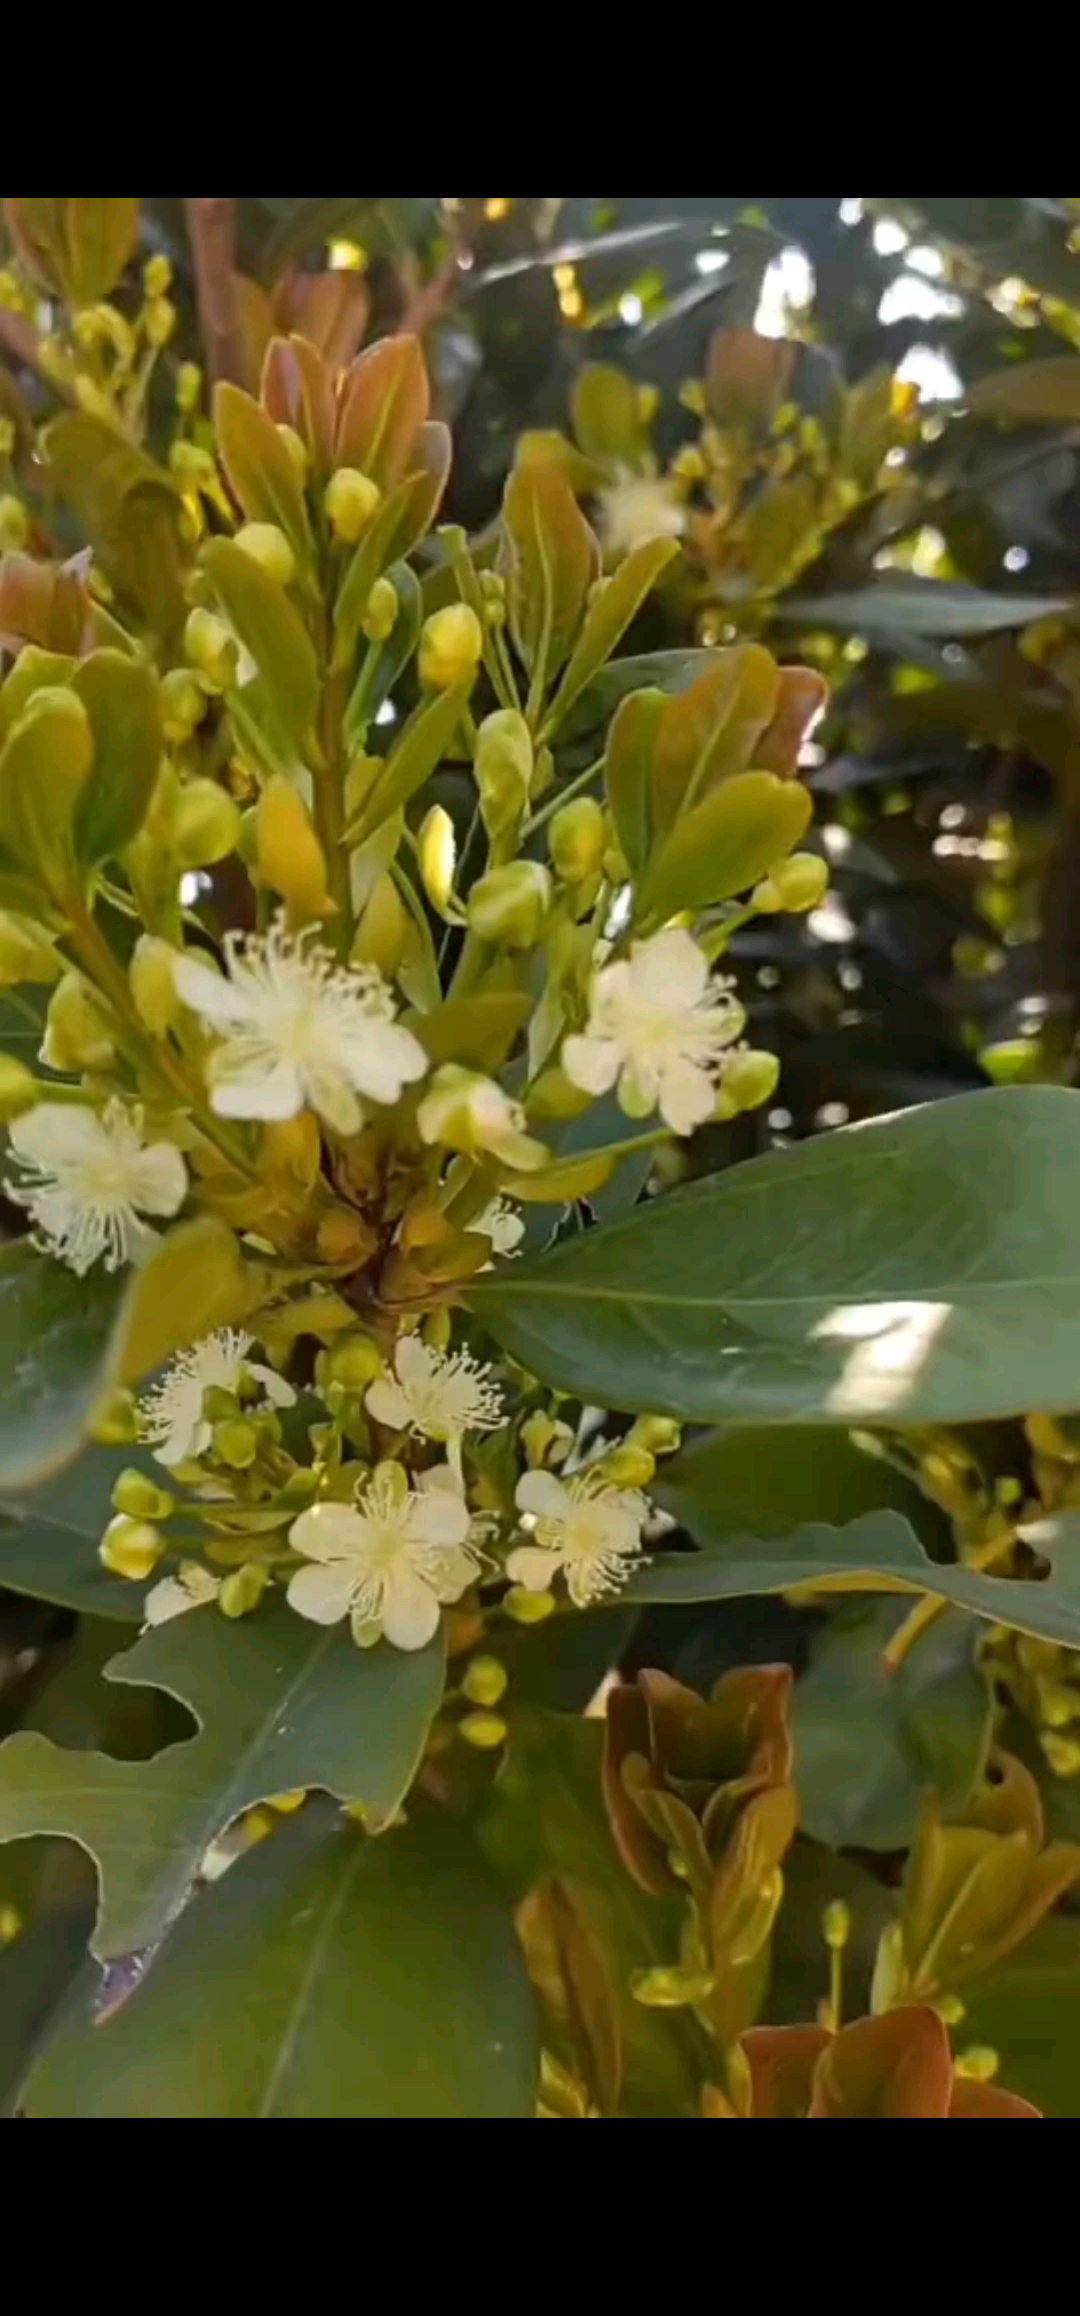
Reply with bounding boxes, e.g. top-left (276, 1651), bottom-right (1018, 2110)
top-left (314, 668), bottom-right (353, 960)
top-left (523, 757), bottom-right (604, 841)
